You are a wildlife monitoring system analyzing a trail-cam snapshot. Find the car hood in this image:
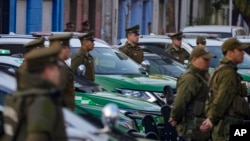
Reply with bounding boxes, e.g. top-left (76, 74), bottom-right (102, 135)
top-left (95, 74), bottom-right (176, 92)
top-left (75, 91), bottom-right (161, 112)
top-left (238, 69), bottom-right (250, 81)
